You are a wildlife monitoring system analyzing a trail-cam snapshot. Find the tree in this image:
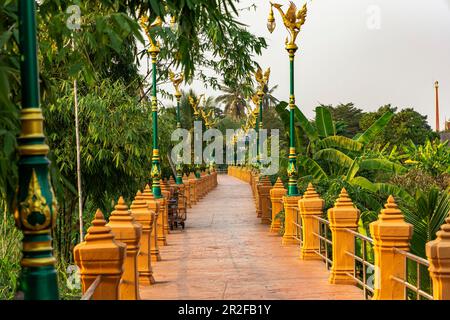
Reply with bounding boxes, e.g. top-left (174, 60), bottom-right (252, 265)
top-left (325, 103), bottom-right (364, 137)
top-left (360, 105), bottom-right (438, 147)
top-left (215, 82), bottom-right (252, 119)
